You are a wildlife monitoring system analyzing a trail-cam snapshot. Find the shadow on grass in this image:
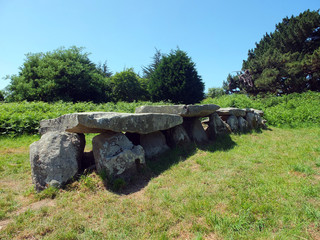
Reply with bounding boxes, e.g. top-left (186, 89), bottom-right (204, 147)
top-left (111, 134), bottom-right (237, 195)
